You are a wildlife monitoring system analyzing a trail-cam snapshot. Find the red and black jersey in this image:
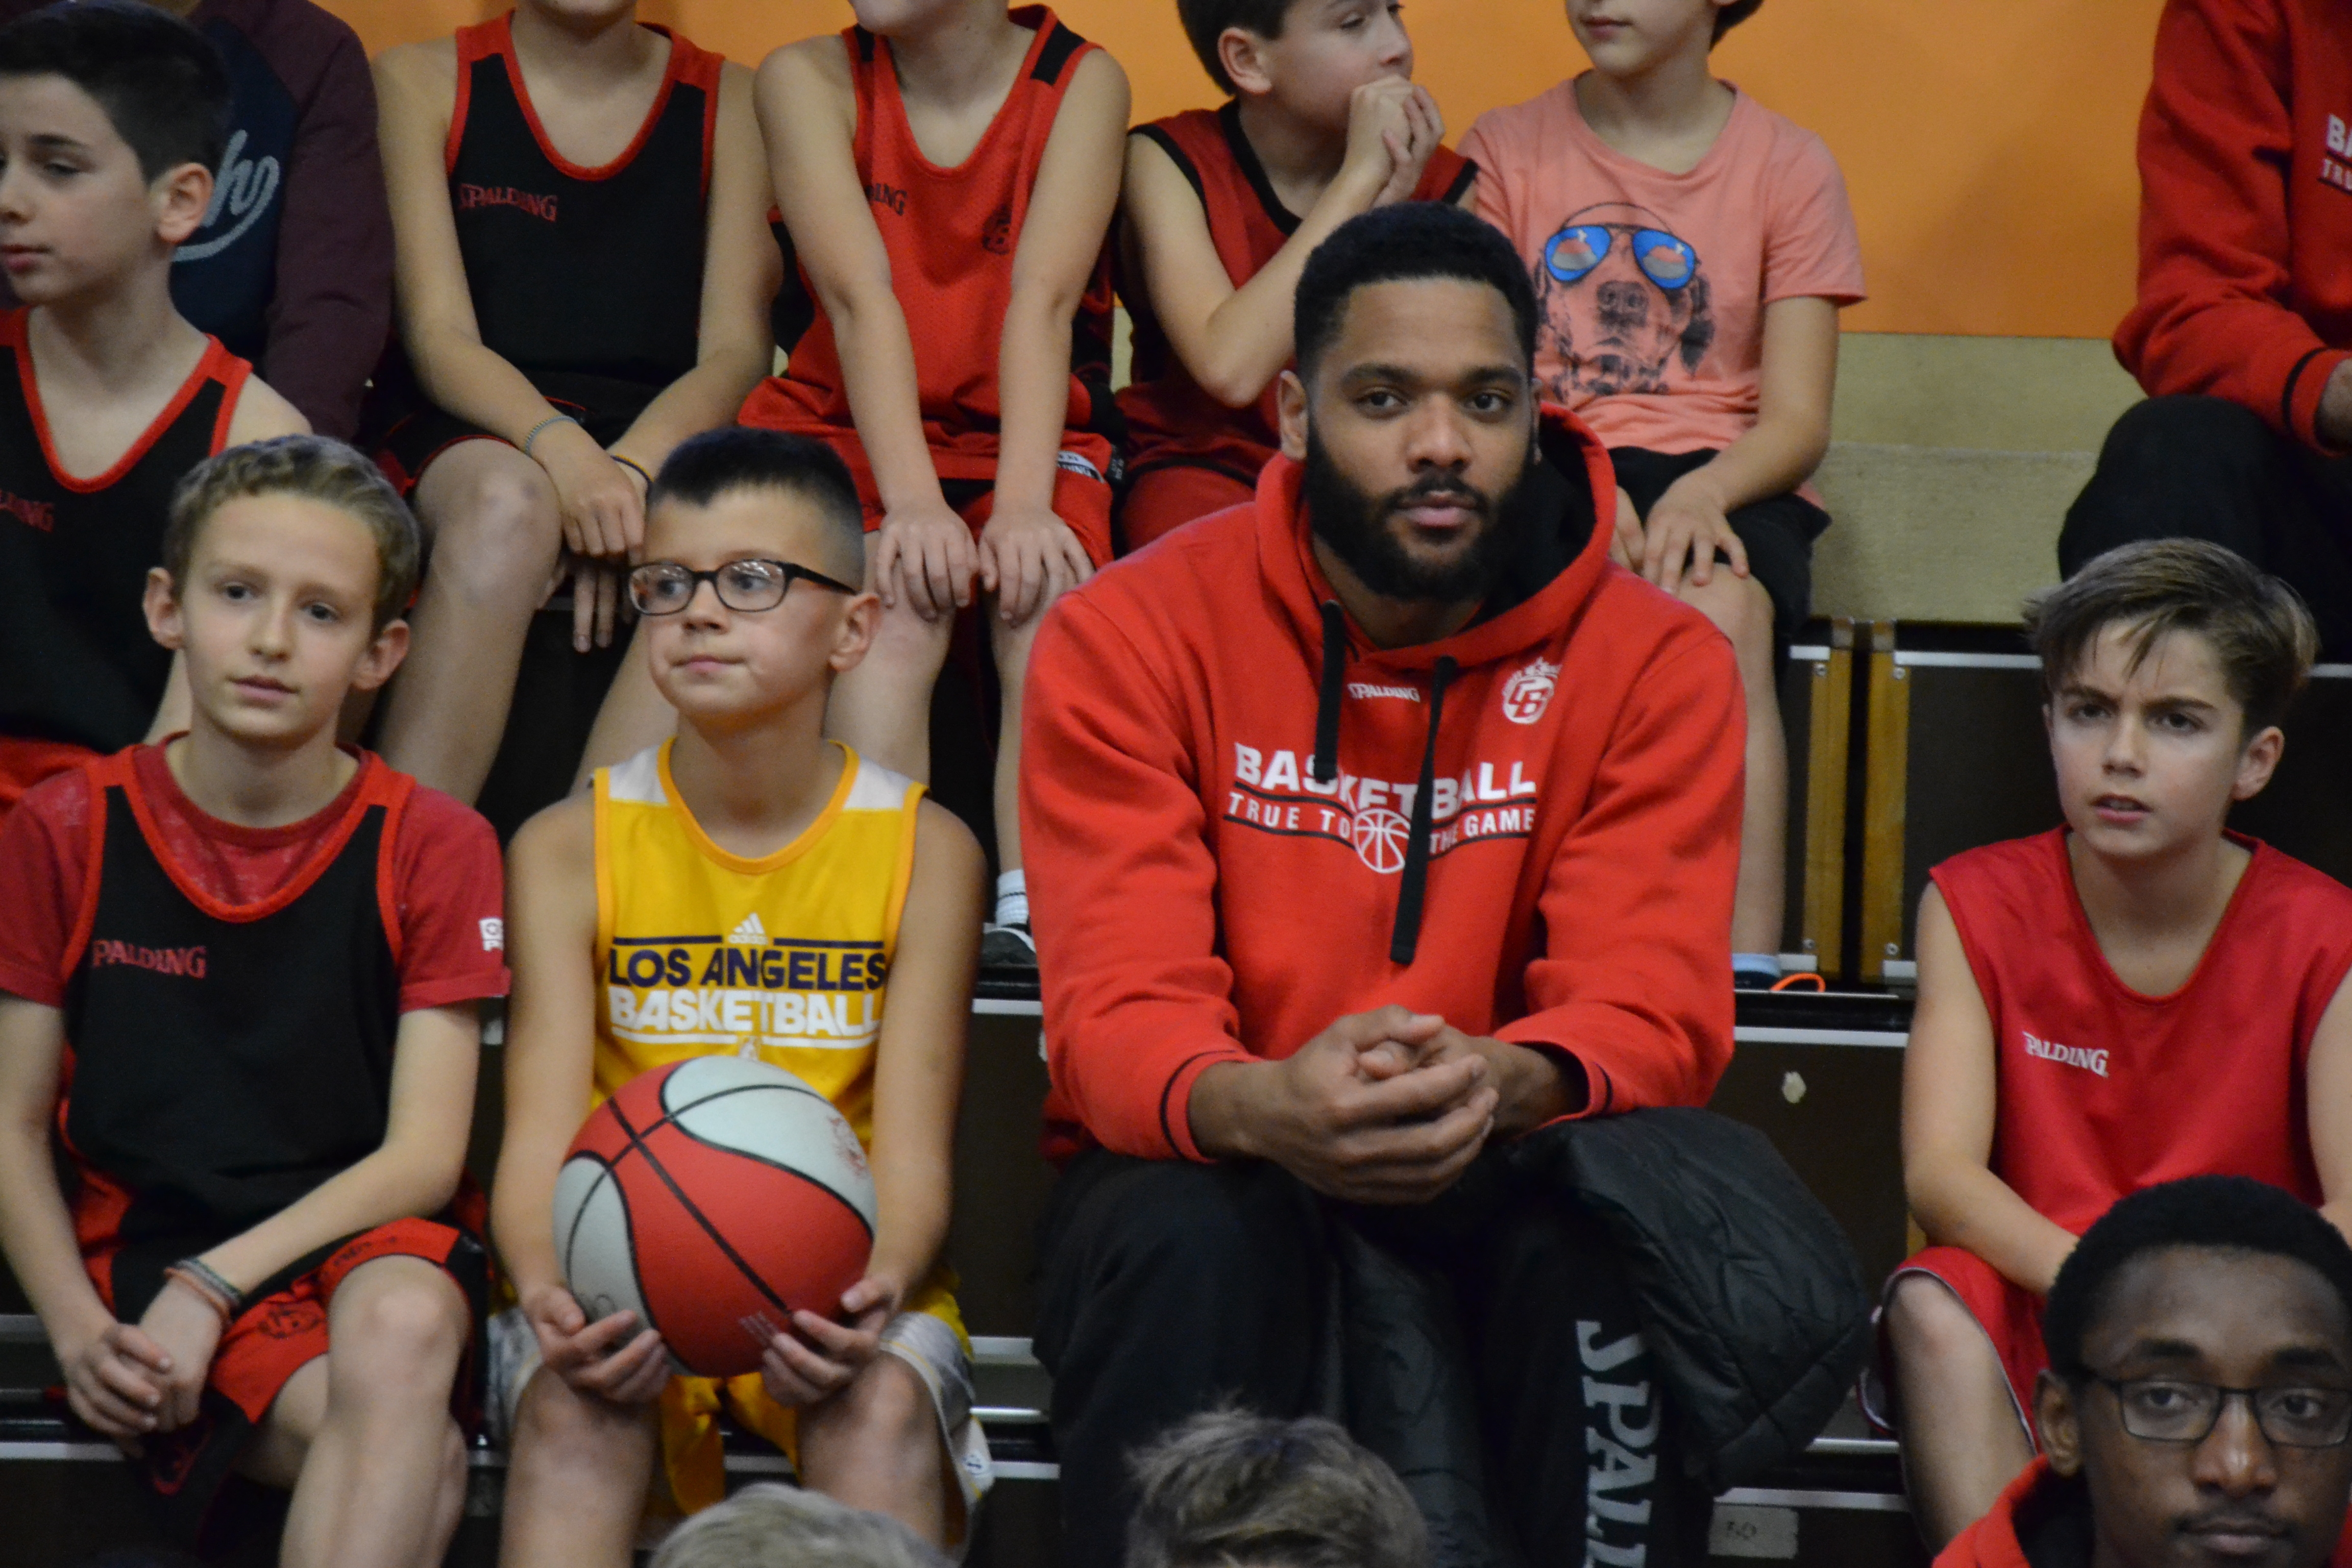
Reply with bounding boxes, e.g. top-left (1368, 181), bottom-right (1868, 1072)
top-left (57, 750), bottom-right (415, 1321)
top-left (744, 7), bottom-right (1119, 502)
top-left (0, 311), bottom-right (248, 757)
top-left (446, 13), bottom-right (720, 400)
top-left (1117, 106), bottom-right (1475, 487)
